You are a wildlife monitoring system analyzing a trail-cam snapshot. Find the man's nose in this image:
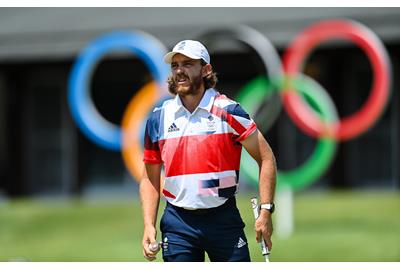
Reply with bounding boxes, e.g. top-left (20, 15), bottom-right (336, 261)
top-left (175, 66), bottom-right (185, 75)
